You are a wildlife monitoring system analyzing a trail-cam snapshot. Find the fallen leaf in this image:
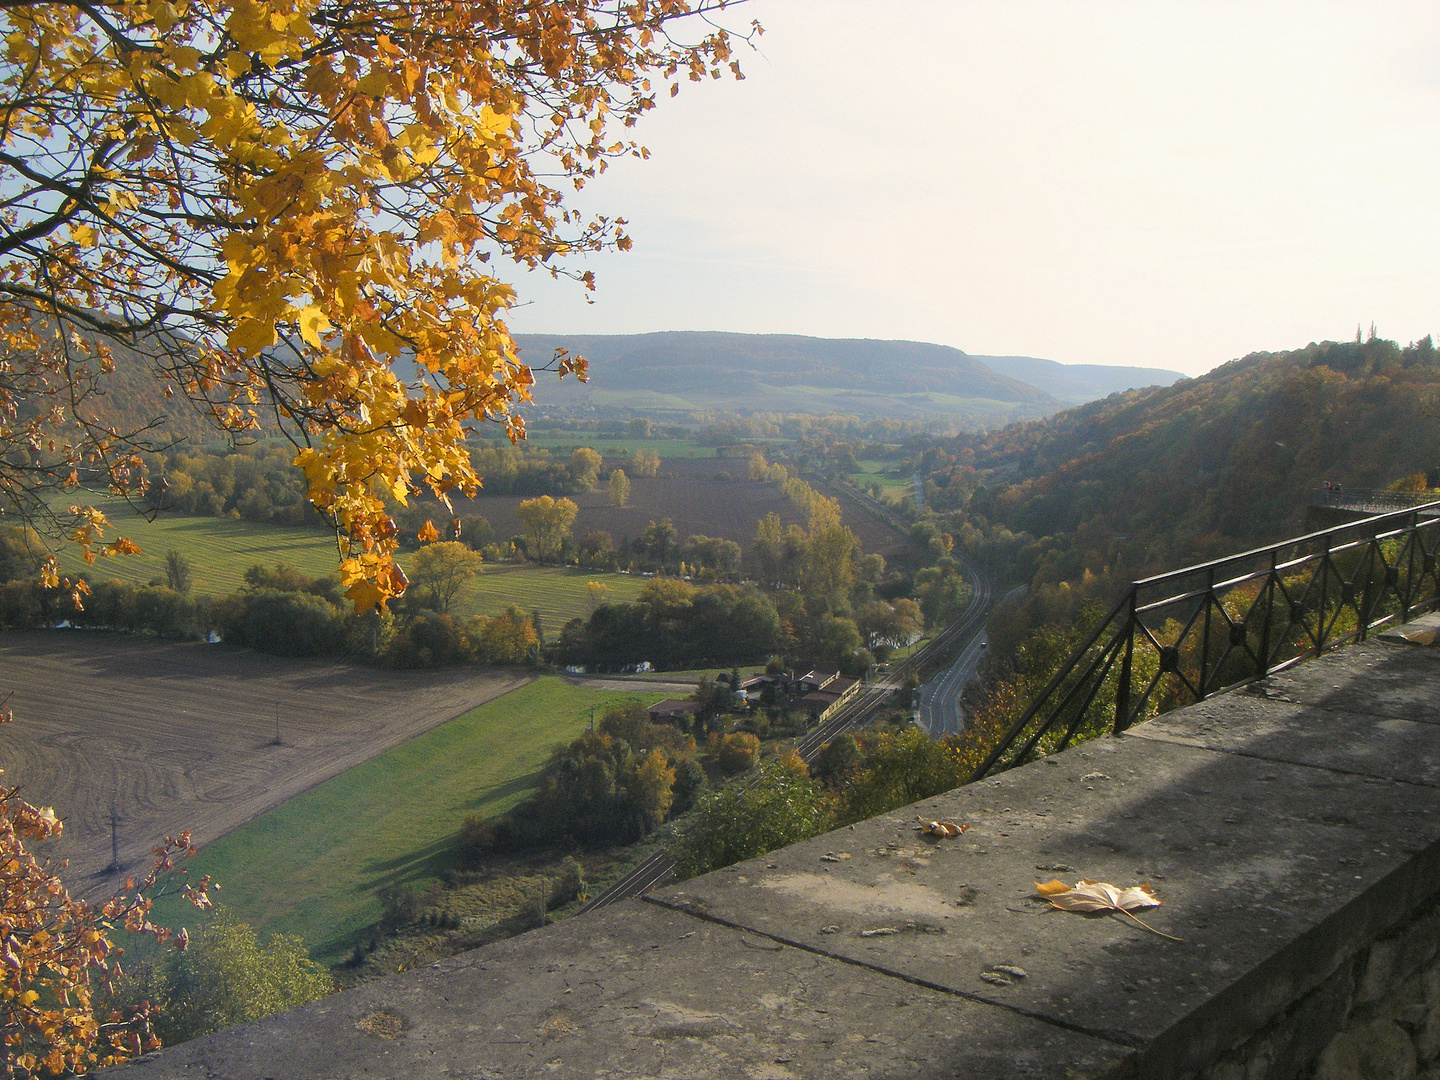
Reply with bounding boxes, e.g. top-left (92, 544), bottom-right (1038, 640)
top-left (1035, 878), bottom-right (1181, 941)
top-left (917, 819), bottom-right (969, 838)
